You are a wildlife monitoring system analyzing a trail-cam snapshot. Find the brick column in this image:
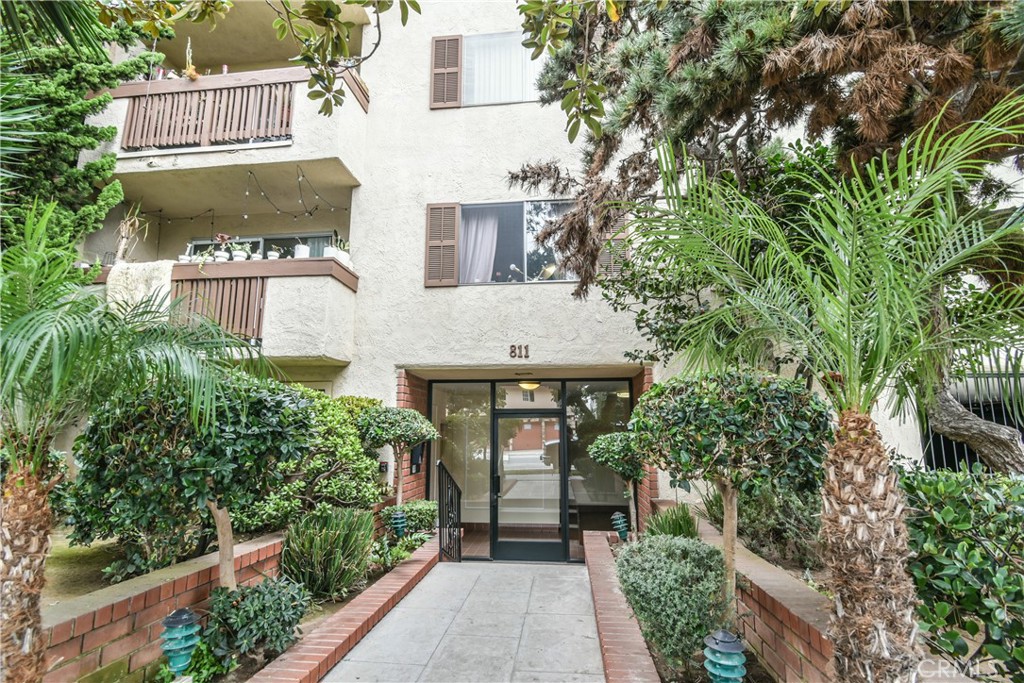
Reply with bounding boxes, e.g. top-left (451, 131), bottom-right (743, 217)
top-left (631, 366), bottom-right (657, 531)
top-left (395, 370), bottom-right (429, 502)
